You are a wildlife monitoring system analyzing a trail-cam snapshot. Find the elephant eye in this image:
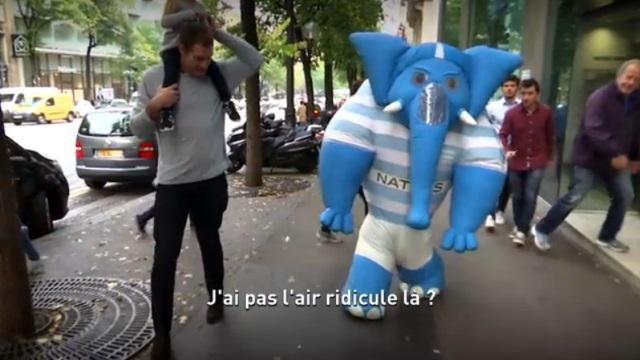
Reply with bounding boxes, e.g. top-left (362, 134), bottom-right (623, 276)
top-left (447, 77), bottom-right (459, 90)
top-left (413, 72), bottom-right (428, 85)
